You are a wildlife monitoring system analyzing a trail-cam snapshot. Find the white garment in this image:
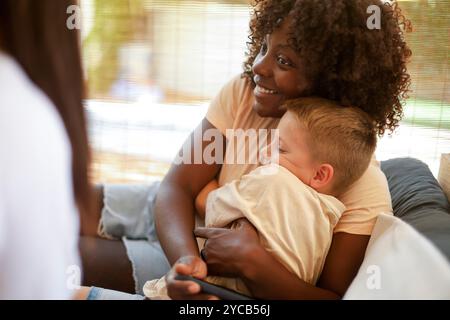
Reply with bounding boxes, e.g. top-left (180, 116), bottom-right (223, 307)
top-left (344, 213), bottom-right (450, 299)
top-left (0, 52), bottom-right (81, 299)
top-left (204, 164), bottom-right (345, 295)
